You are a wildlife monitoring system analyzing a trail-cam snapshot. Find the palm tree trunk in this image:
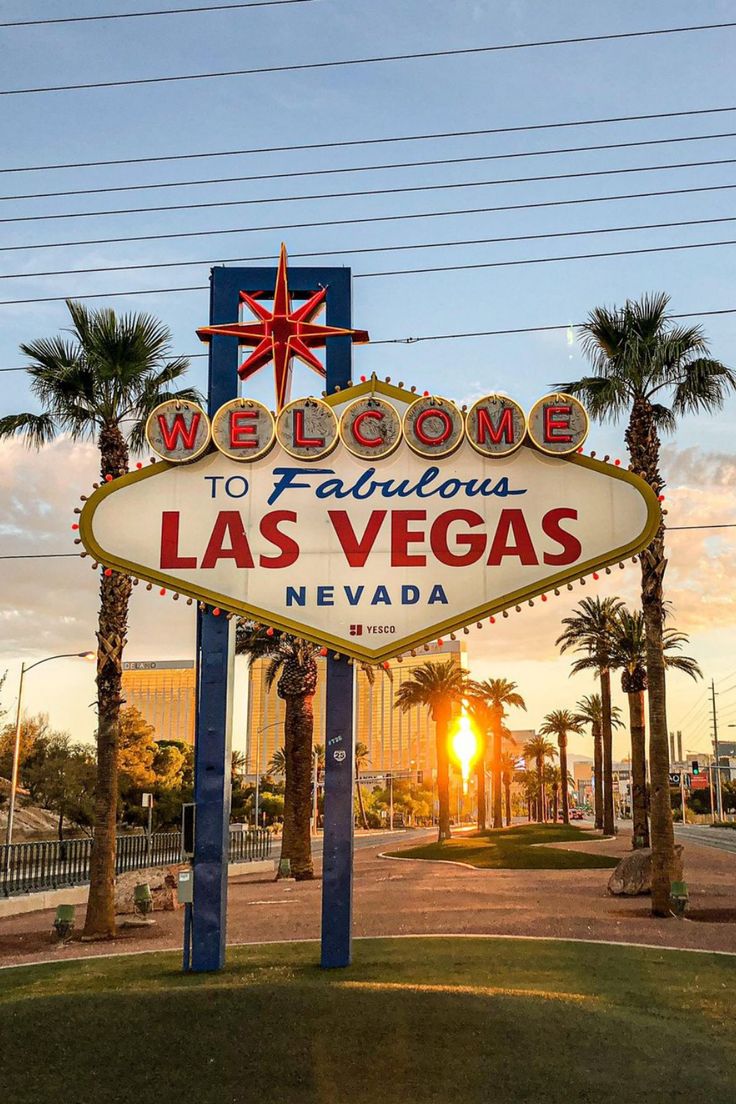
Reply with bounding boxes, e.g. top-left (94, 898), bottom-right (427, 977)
top-left (627, 396), bottom-right (675, 915)
top-left (559, 735), bottom-right (570, 825)
top-left (476, 752), bottom-right (486, 831)
top-left (600, 669), bottom-right (615, 836)
top-left (504, 777), bottom-right (512, 826)
top-left (279, 694), bottom-right (314, 879)
top-left (492, 721), bottom-right (503, 829)
top-left (84, 426), bottom-right (131, 940)
top-left (552, 786), bottom-right (559, 823)
top-left (593, 722), bottom-right (604, 831)
top-left (536, 754), bottom-right (544, 822)
top-left (629, 689), bottom-right (650, 848)
top-left (436, 708), bottom-right (452, 842)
